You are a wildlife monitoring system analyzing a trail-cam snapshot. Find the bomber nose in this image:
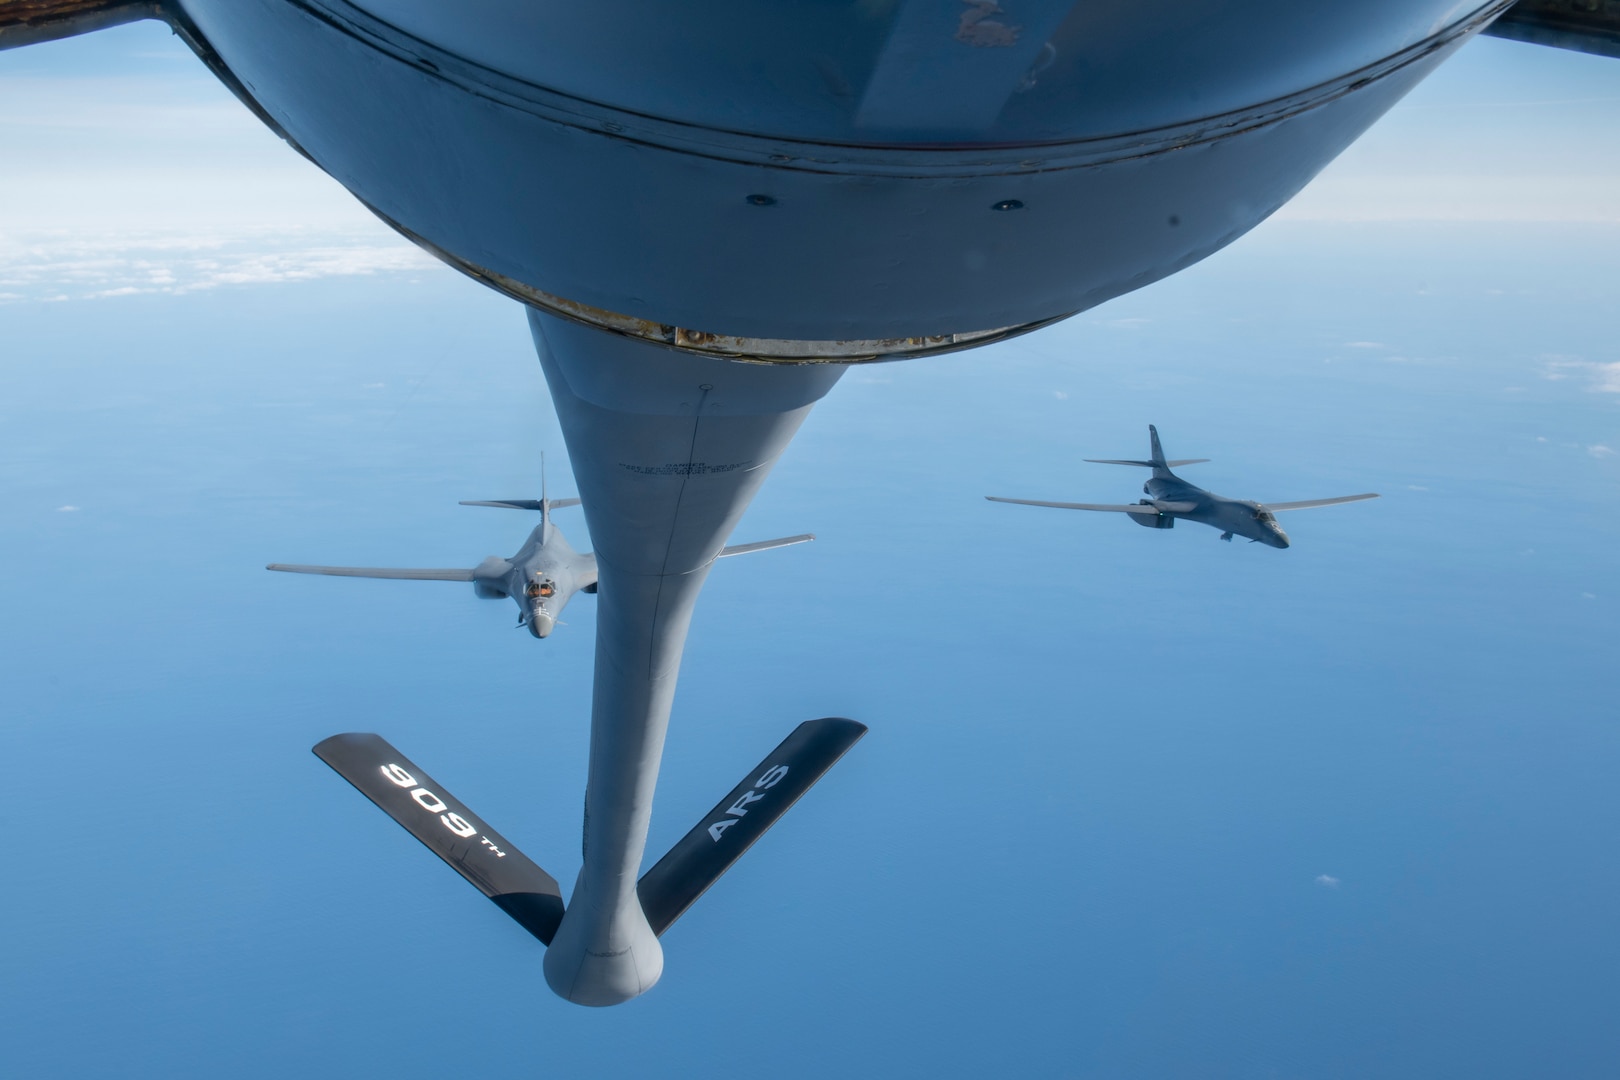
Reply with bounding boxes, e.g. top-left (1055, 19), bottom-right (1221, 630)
top-left (528, 609), bottom-right (555, 638)
top-left (1271, 527), bottom-right (1291, 549)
